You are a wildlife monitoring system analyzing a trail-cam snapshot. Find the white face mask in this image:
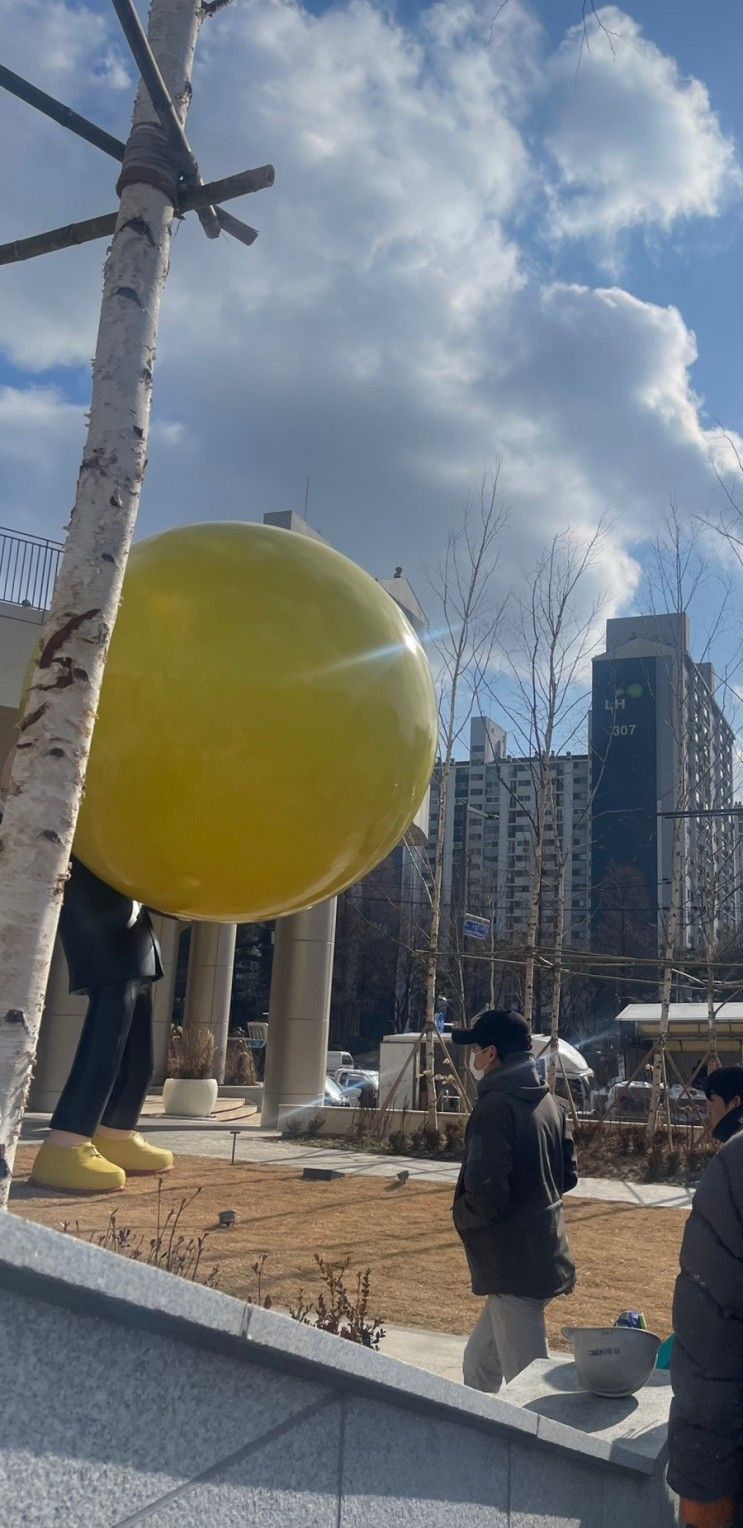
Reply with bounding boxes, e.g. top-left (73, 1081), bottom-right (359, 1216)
top-left (469, 1050), bottom-right (489, 1078)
